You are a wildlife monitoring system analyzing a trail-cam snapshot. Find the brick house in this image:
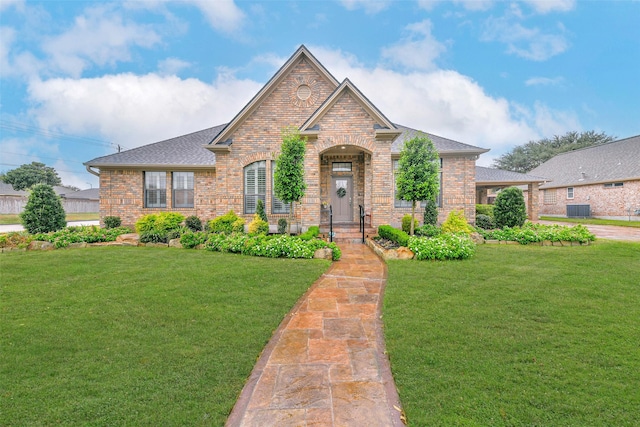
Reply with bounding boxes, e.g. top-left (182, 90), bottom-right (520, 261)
top-left (85, 45), bottom-right (497, 230)
top-left (528, 135), bottom-right (640, 220)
